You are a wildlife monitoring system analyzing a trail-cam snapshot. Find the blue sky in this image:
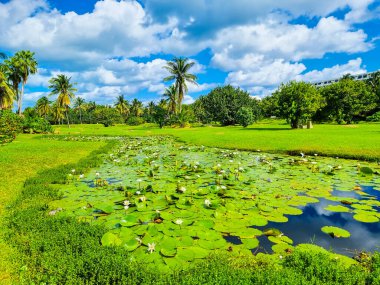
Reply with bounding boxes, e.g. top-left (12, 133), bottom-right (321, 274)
top-left (0, 0), bottom-right (379, 108)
